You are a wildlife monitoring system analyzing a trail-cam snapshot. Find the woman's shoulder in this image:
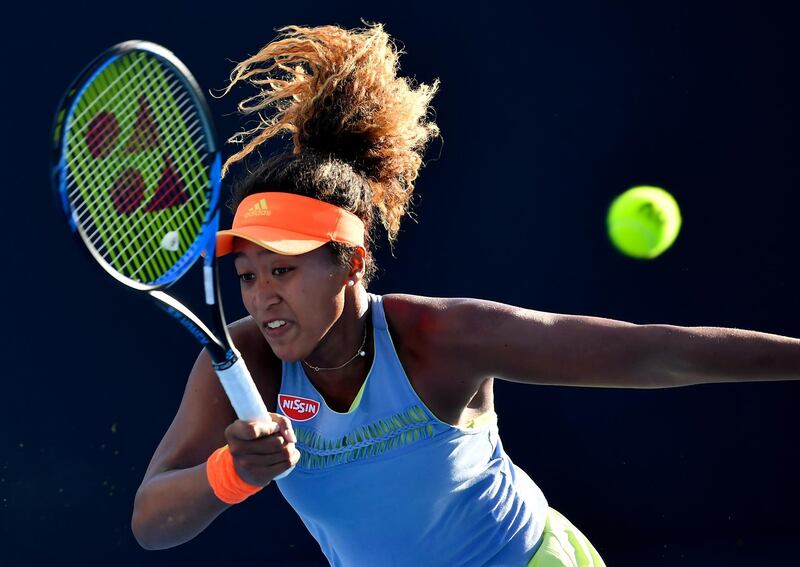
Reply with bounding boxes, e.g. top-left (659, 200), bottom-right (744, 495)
top-left (380, 293), bottom-right (495, 424)
top-left (382, 293), bottom-right (439, 332)
top-left (381, 293), bottom-right (459, 333)
top-left (381, 293), bottom-right (458, 356)
top-left (226, 315), bottom-right (282, 412)
top-left (380, 292), bottom-right (501, 383)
